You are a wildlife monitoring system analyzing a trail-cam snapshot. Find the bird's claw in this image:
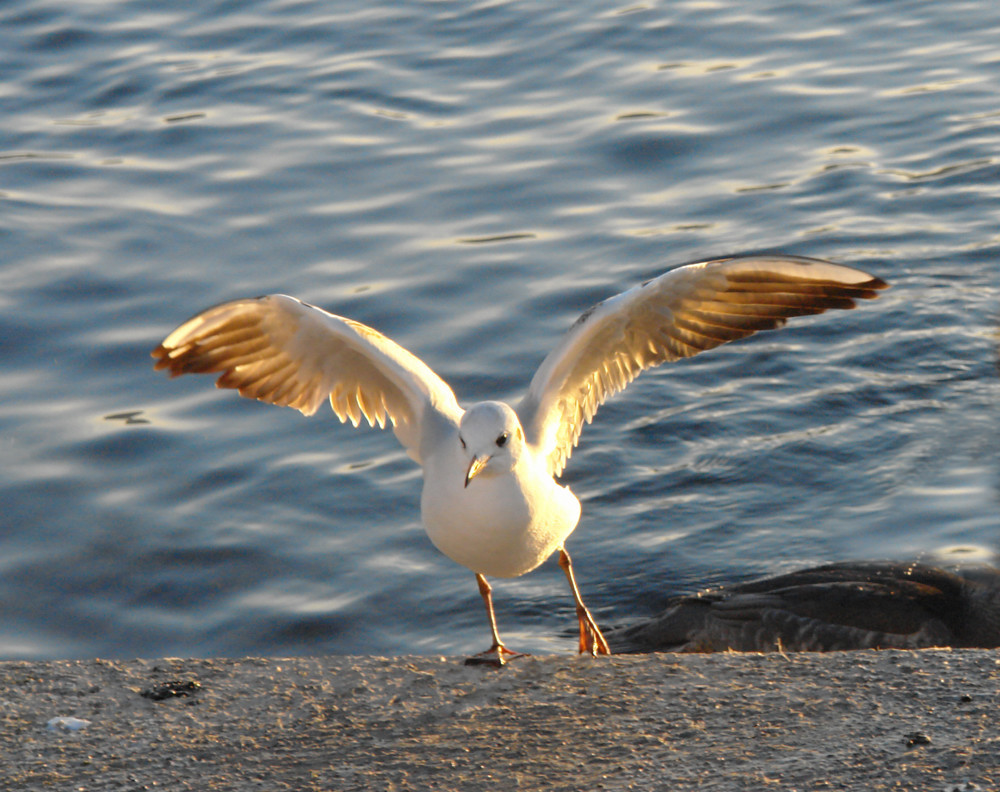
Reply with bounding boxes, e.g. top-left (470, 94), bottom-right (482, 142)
top-left (577, 607), bottom-right (611, 657)
top-left (464, 642), bottom-right (529, 668)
